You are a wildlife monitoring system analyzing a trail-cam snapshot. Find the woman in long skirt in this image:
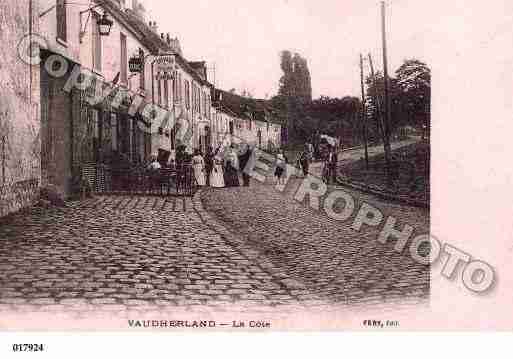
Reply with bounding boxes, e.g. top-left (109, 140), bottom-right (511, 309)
top-left (209, 155), bottom-right (225, 188)
top-left (192, 149), bottom-right (206, 186)
top-left (224, 146), bottom-right (240, 187)
top-left (275, 150), bottom-right (287, 185)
